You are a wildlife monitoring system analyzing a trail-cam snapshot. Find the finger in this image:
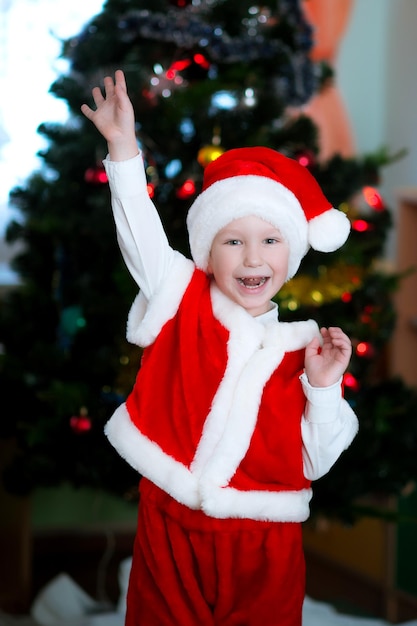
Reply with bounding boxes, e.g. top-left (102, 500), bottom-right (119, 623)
top-left (103, 75), bottom-right (116, 98)
top-left (115, 69), bottom-right (127, 91)
top-left (330, 329), bottom-right (351, 347)
top-left (327, 326), bottom-right (346, 338)
top-left (91, 85), bottom-right (105, 106)
top-left (80, 103), bottom-right (94, 120)
top-left (323, 327), bottom-right (347, 344)
top-left (305, 336), bottom-right (321, 356)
